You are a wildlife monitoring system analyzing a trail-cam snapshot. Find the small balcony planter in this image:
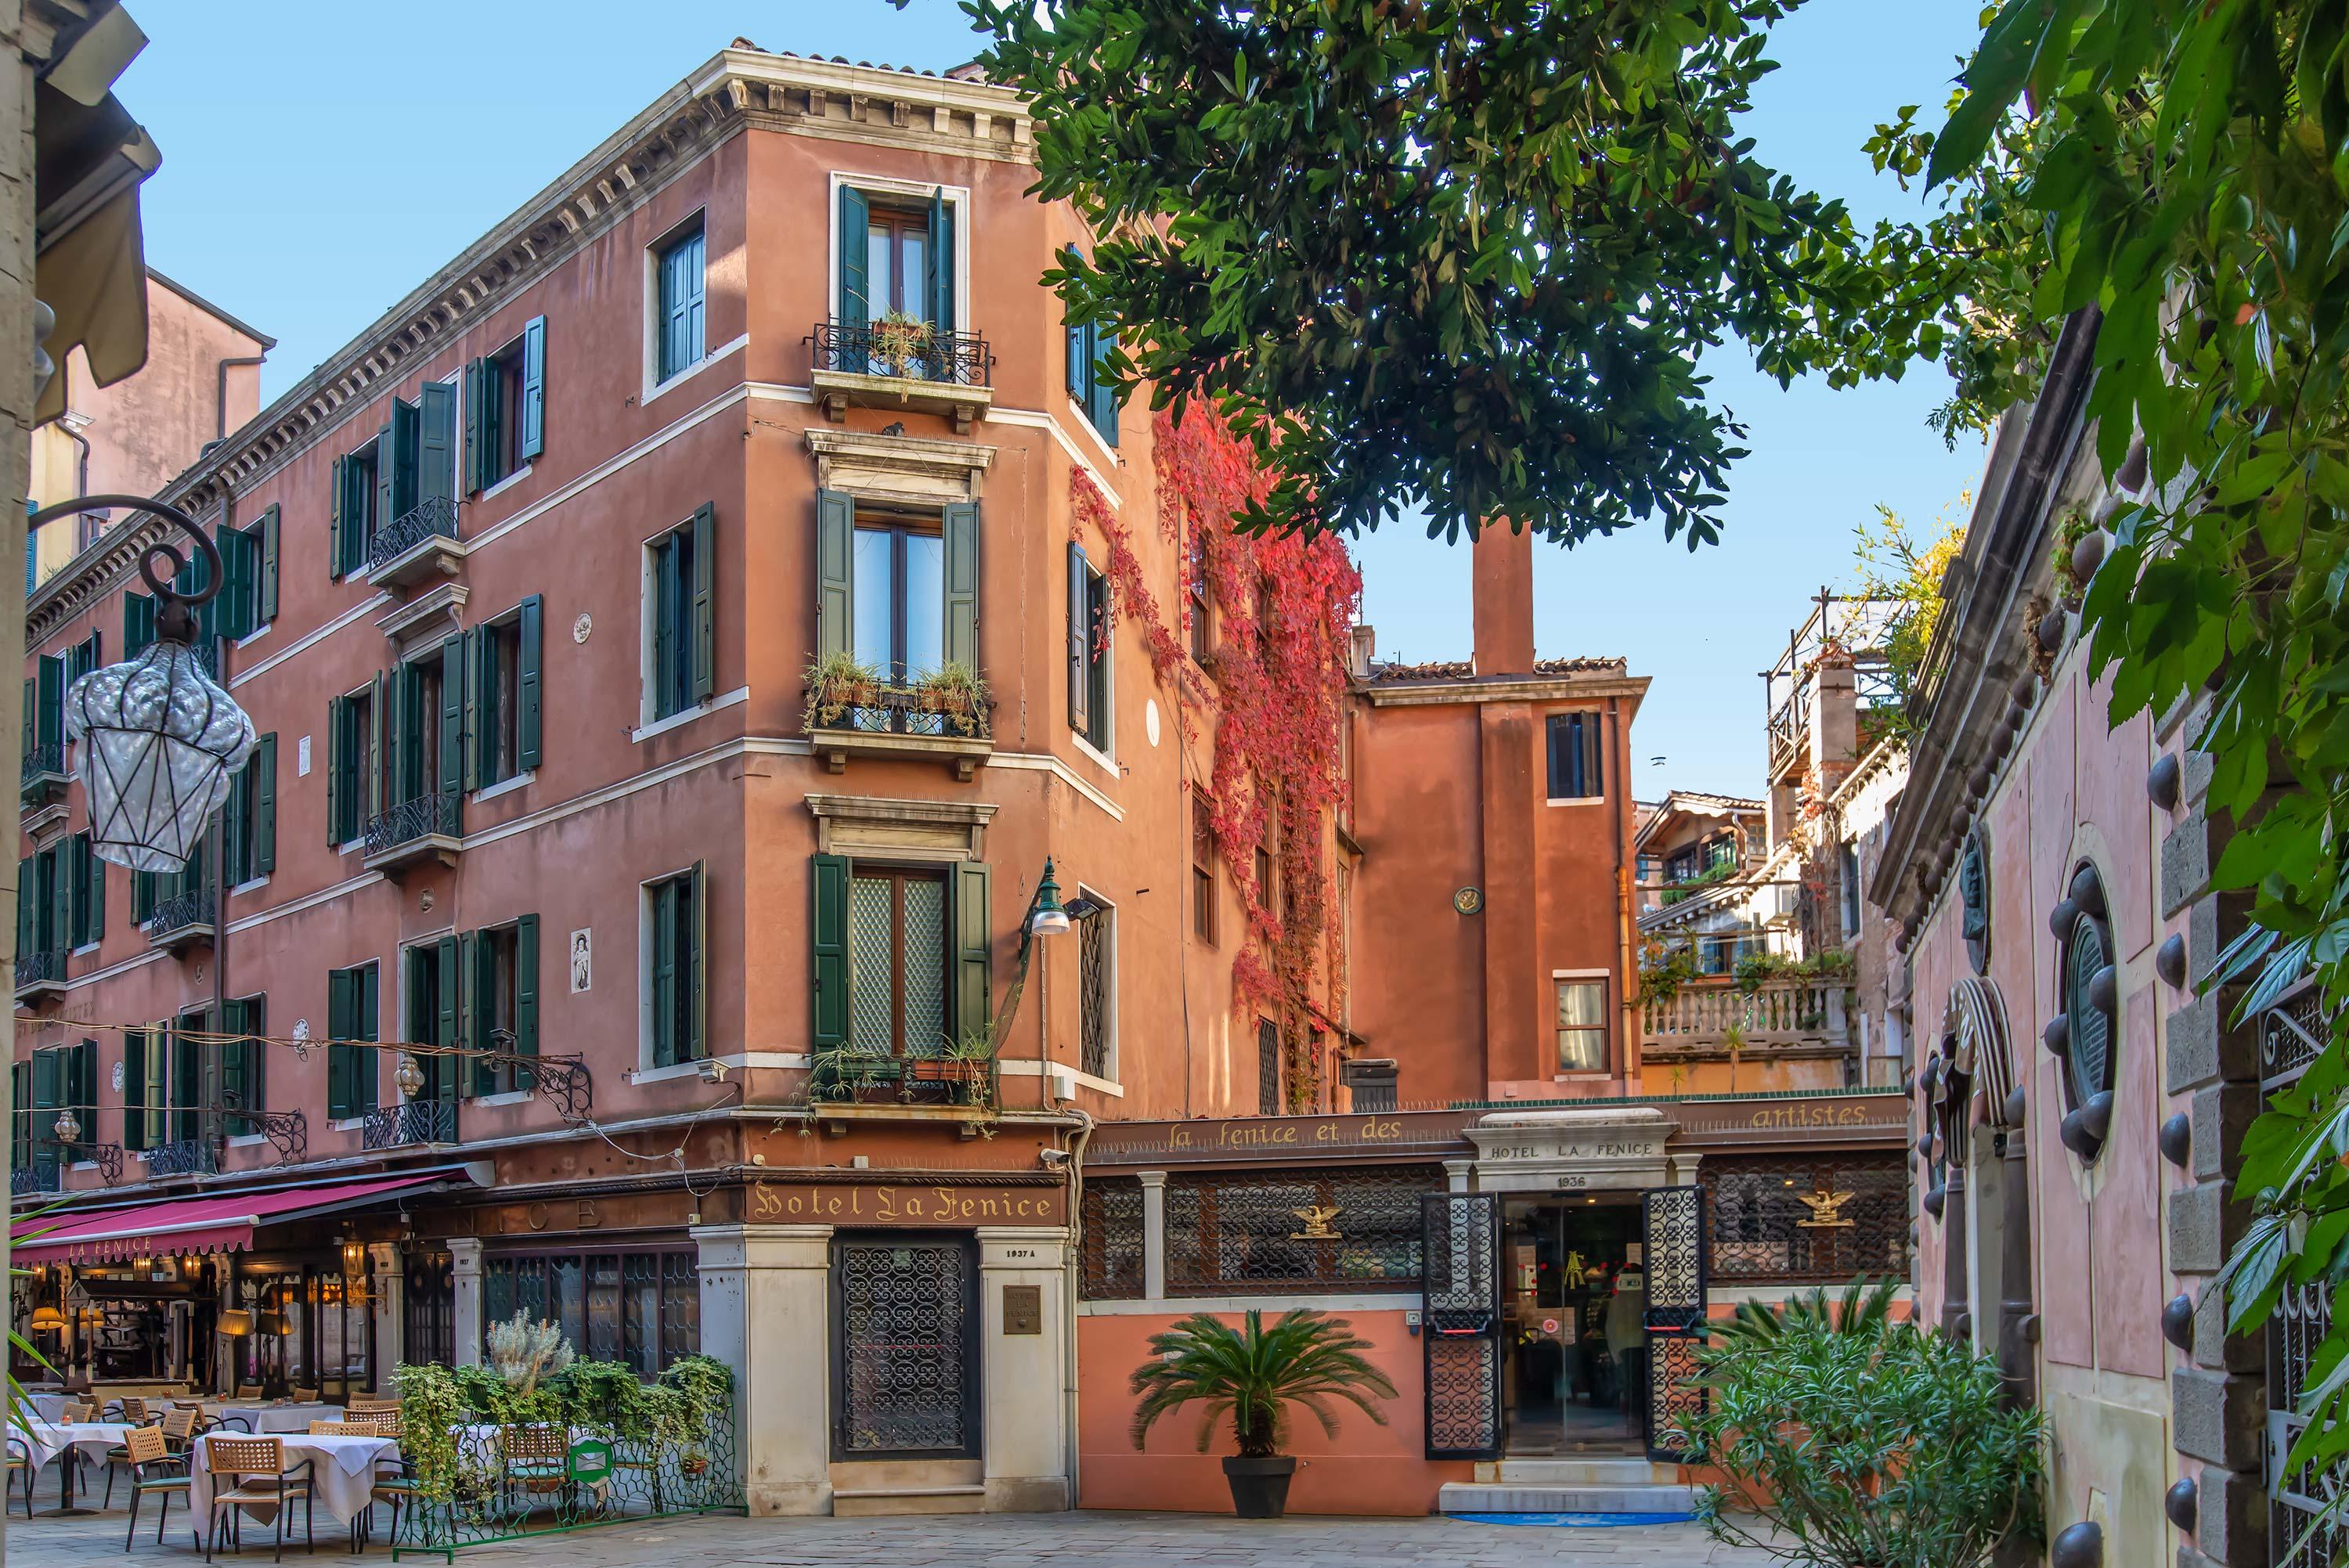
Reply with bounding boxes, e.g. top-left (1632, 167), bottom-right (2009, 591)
top-left (805, 656), bottom-right (994, 780)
